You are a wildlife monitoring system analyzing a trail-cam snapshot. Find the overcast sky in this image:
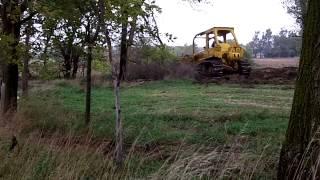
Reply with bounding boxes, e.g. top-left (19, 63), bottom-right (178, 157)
top-left (155, 0), bottom-right (298, 46)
